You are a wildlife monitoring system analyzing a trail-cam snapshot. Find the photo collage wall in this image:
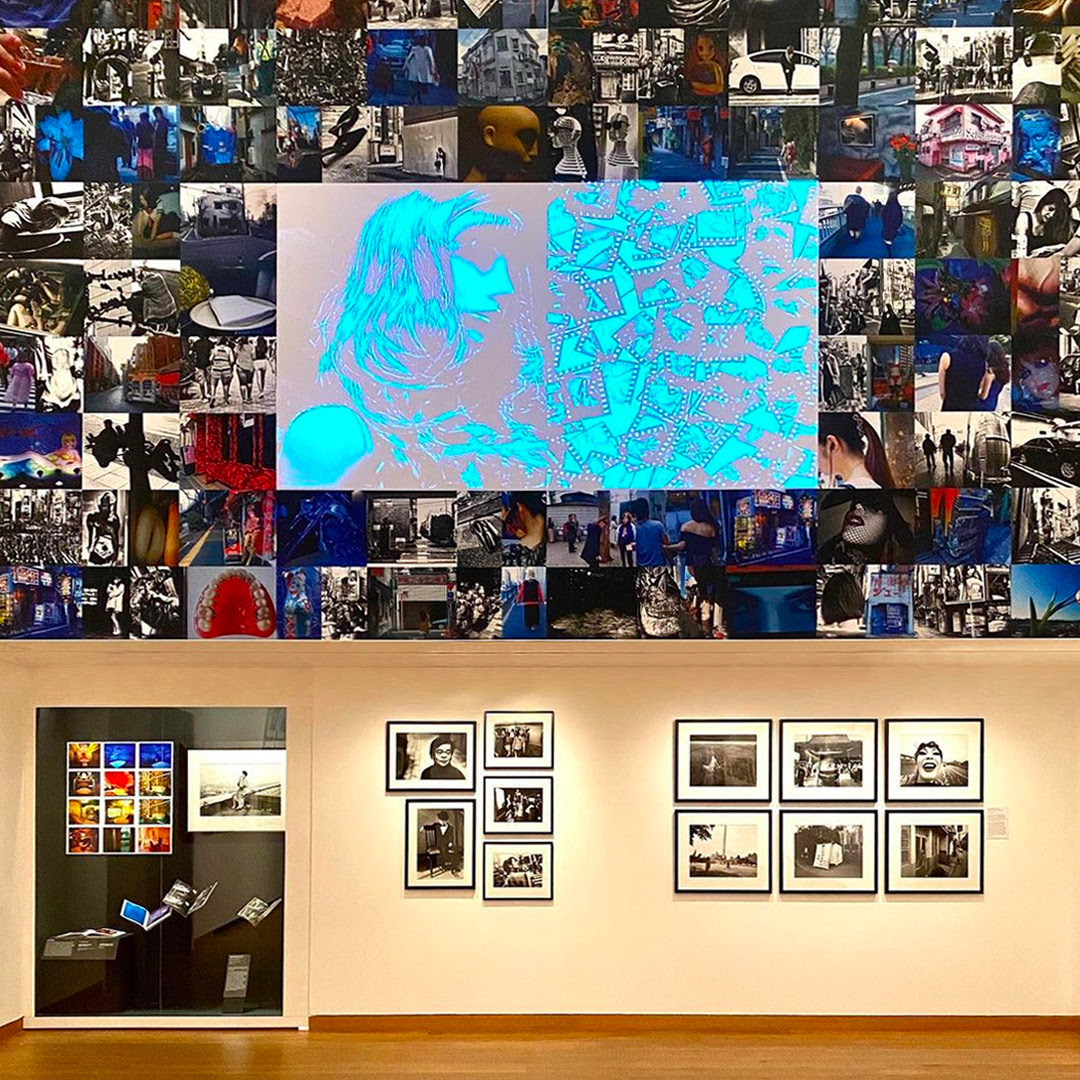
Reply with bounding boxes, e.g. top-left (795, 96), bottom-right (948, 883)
top-left (673, 717), bottom-right (986, 894)
top-left (1, 1), bottom-right (1080, 640)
